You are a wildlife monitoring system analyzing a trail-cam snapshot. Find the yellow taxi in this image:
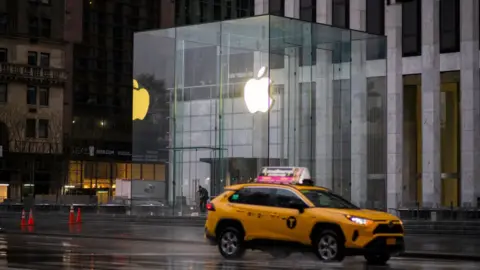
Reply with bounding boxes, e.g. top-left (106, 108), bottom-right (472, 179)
top-left (204, 167), bottom-right (404, 265)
